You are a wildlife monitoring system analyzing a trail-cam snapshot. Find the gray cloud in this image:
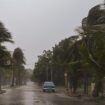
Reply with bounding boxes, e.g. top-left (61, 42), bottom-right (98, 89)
top-left (0, 0), bottom-right (102, 68)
